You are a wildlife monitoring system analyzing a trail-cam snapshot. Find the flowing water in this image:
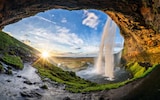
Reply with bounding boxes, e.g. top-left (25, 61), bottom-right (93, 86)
top-left (95, 17), bottom-right (116, 80)
top-left (0, 62), bottom-right (85, 100)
